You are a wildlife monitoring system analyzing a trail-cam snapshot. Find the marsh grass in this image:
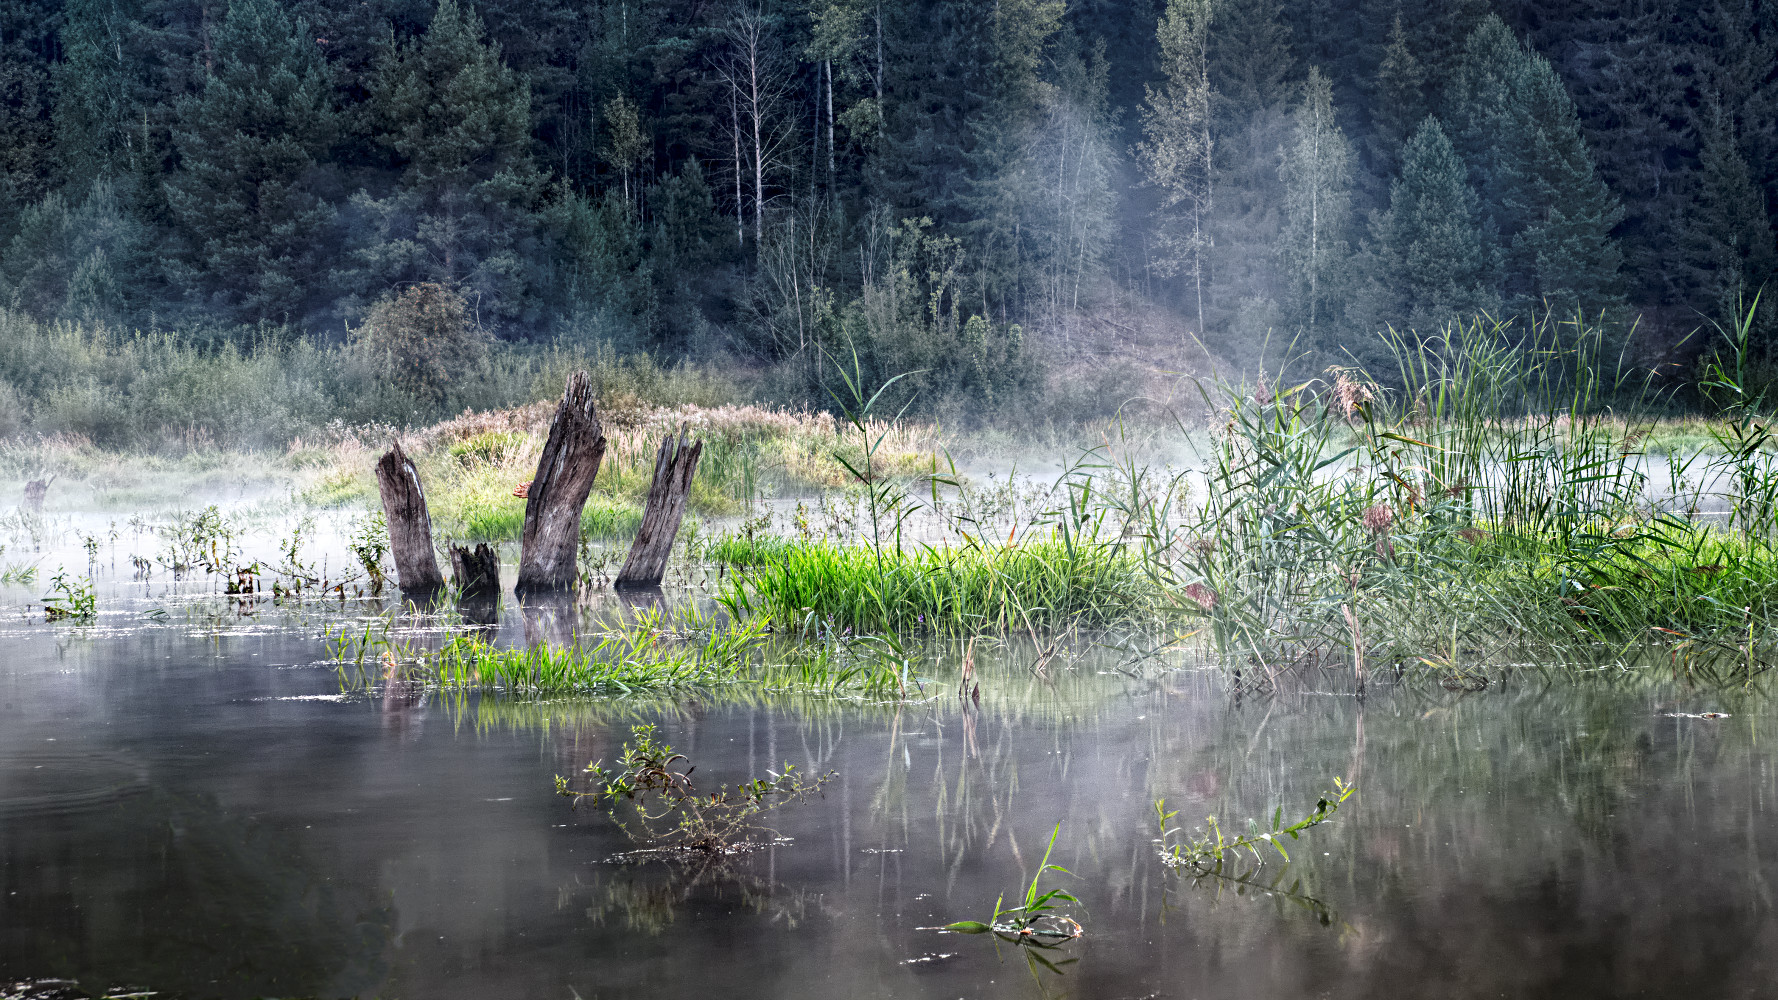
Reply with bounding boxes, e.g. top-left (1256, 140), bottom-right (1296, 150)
top-left (704, 308), bottom-right (1778, 684)
top-left (718, 538), bottom-right (1159, 633)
